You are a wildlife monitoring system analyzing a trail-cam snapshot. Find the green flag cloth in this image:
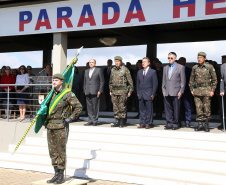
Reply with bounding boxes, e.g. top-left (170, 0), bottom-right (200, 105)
top-left (34, 58), bottom-right (76, 133)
